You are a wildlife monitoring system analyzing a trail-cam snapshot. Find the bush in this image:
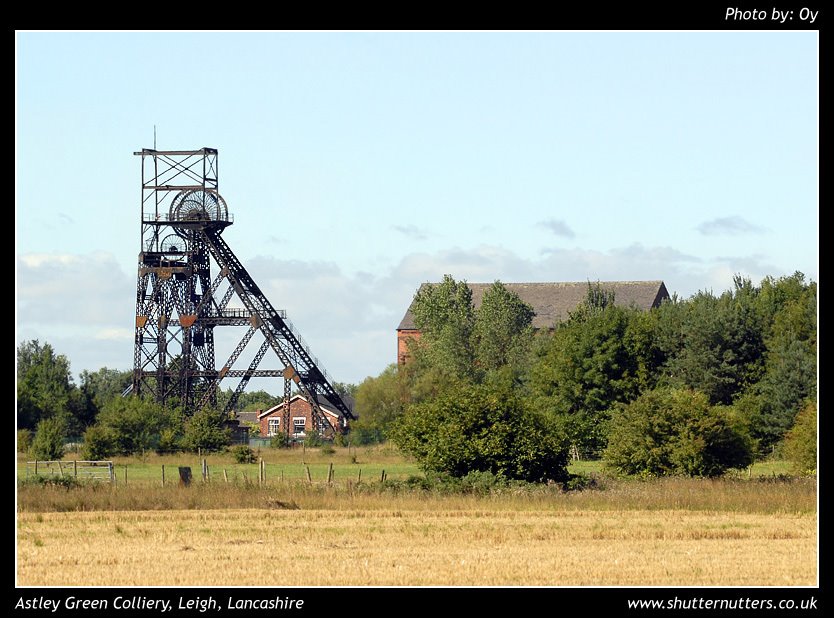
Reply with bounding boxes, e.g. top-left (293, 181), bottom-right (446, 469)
top-left (80, 425), bottom-right (117, 460)
top-left (17, 429), bottom-right (33, 454)
top-left (391, 382), bottom-right (570, 483)
top-left (96, 396), bottom-right (180, 455)
top-left (156, 427), bottom-right (181, 454)
top-left (345, 425), bottom-right (384, 446)
top-left (782, 401), bottom-right (816, 475)
top-left (20, 474), bottom-right (81, 489)
top-left (303, 430), bottom-right (324, 448)
top-left (181, 407), bottom-right (231, 452)
top-left (230, 445), bottom-right (257, 464)
top-left (604, 388), bottom-right (754, 478)
top-left (31, 417), bottom-right (67, 460)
